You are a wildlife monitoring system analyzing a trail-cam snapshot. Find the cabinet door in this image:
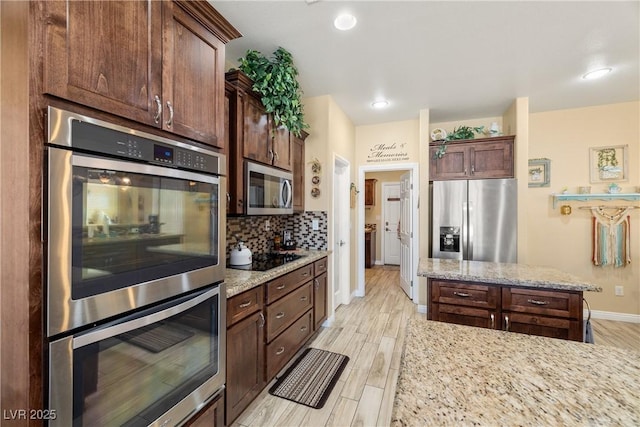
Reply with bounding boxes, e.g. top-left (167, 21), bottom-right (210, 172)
top-left (226, 311), bottom-right (266, 425)
top-left (364, 179), bottom-right (377, 206)
top-left (44, 1), bottom-right (162, 126)
top-left (291, 134), bottom-right (306, 212)
top-left (469, 140), bottom-right (514, 178)
top-left (272, 126), bottom-right (292, 171)
top-left (313, 272), bottom-right (327, 330)
top-left (183, 390), bottom-right (224, 427)
top-left (163, 2), bottom-right (226, 147)
top-left (243, 95), bottom-right (272, 164)
top-left (429, 144), bottom-right (470, 180)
